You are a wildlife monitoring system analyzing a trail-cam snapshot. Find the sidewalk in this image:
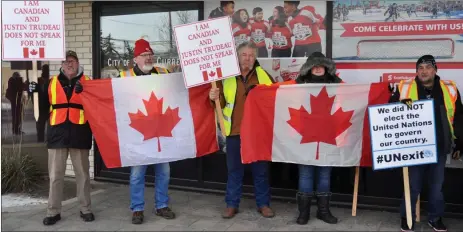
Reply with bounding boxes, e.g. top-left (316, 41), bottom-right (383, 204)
top-left (2, 182), bottom-right (463, 231)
